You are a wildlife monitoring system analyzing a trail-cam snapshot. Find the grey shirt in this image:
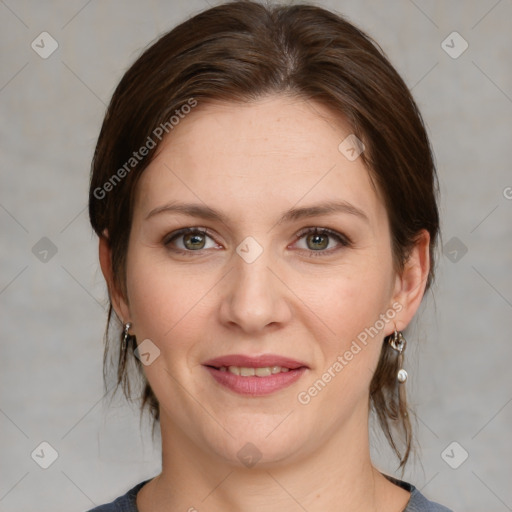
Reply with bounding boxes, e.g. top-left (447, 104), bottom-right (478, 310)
top-left (87, 476), bottom-right (453, 511)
